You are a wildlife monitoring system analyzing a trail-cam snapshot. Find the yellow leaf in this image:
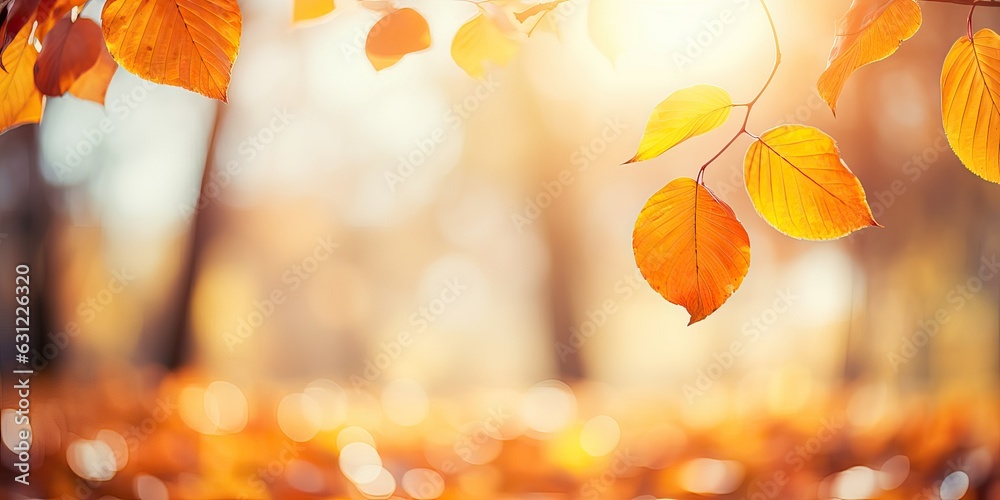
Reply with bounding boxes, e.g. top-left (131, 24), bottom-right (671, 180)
top-left (451, 14), bottom-right (517, 79)
top-left (365, 8), bottom-right (430, 71)
top-left (0, 23), bottom-right (44, 134)
top-left (293, 0), bottom-right (334, 24)
top-left (627, 85), bottom-right (733, 164)
top-left (941, 29), bottom-right (1000, 183)
top-left (818, 0), bottom-right (921, 113)
top-left (633, 177), bottom-right (750, 325)
top-left (744, 125), bottom-right (879, 240)
top-left (101, 0), bottom-right (242, 102)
